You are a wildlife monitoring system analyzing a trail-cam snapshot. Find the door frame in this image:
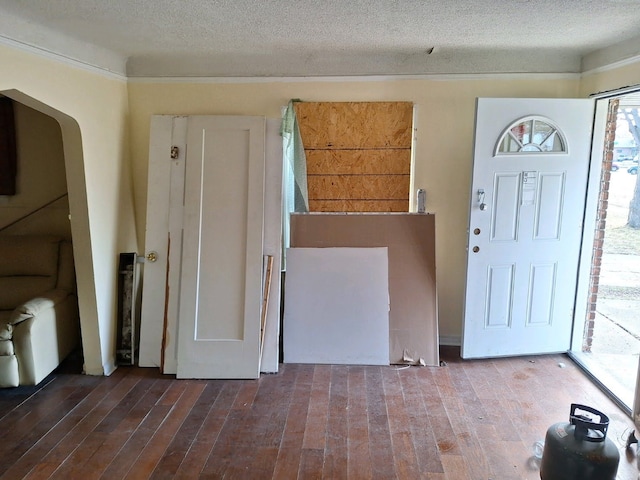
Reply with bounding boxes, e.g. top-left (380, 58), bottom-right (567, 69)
top-left (570, 98), bottom-right (608, 352)
top-left (571, 86), bottom-right (640, 419)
